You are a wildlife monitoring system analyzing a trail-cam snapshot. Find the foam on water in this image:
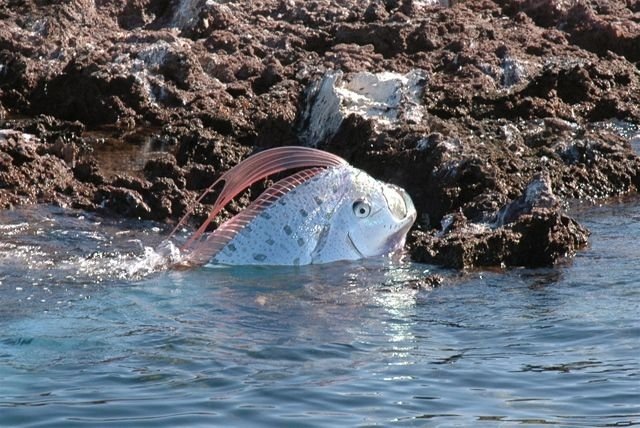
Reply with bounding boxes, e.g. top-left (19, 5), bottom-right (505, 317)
top-left (0, 206), bottom-right (182, 313)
